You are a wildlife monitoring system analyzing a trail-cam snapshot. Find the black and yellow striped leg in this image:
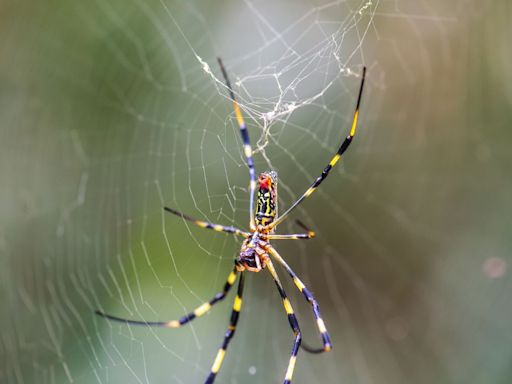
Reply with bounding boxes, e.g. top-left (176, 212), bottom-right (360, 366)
top-left (266, 259), bottom-right (302, 384)
top-left (164, 206), bottom-right (249, 237)
top-left (205, 272), bottom-right (245, 384)
top-left (218, 58), bottom-right (257, 230)
top-left (267, 67), bottom-right (367, 231)
top-left (268, 246), bottom-right (332, 354)
top-left (266, 220), bottom-right (316, 240)
top-left (95, 266), bottom-right (239, 328)
top-left (266, 234), bottom-right (314, 240)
